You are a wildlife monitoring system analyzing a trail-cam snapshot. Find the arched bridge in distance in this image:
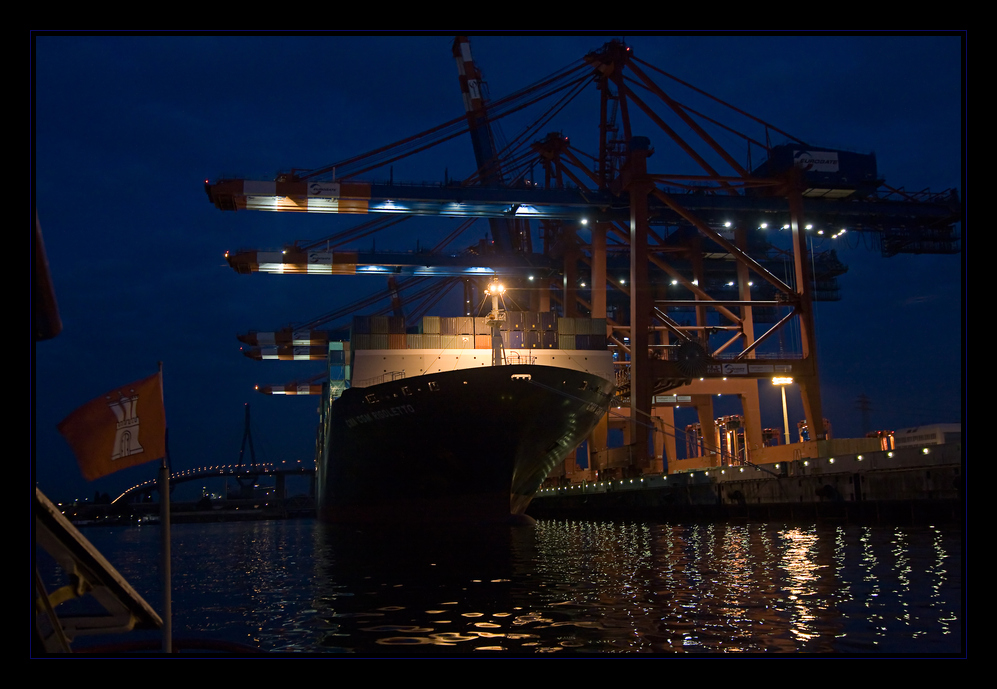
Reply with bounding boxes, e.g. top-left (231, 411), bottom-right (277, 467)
top-left (112, 461), bottom-right (315, 504)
